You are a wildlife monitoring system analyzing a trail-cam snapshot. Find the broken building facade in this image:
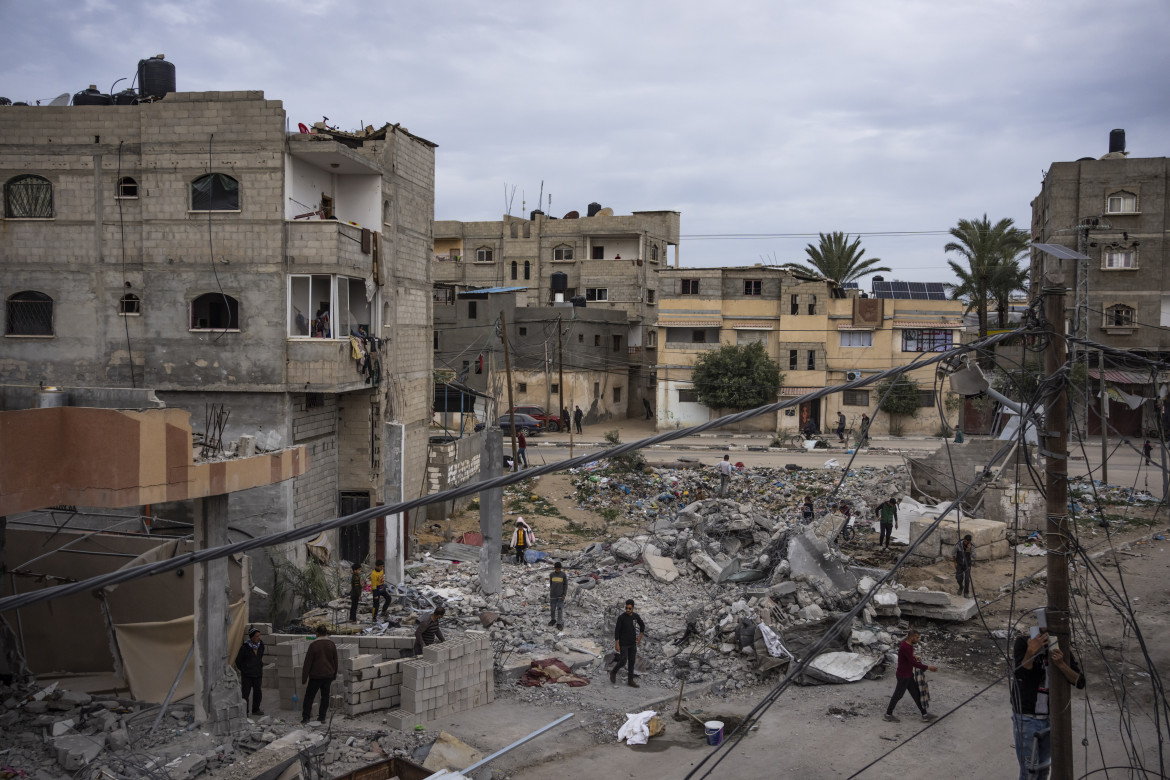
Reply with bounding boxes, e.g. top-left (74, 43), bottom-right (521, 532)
top-left (433, 207), bottom-right (680, 417)
top-left (0, 90), bottom-right (436, 600)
